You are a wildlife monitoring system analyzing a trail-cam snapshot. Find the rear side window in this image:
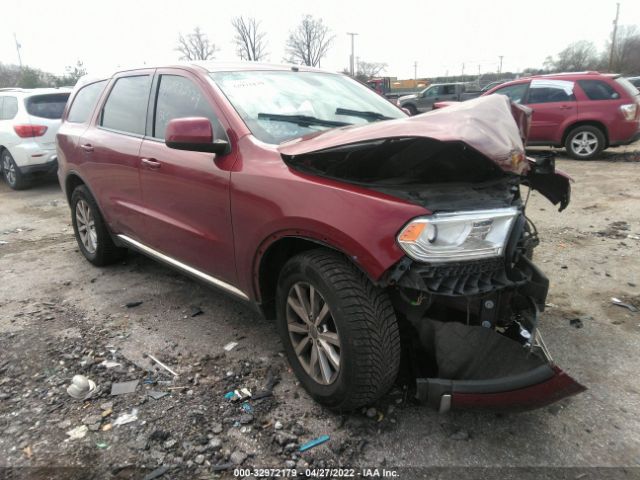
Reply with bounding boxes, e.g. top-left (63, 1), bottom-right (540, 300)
top-left (68, 81), bottom-right (107, 123)
top-left (0, 96), bottom-right (18, 120)
top-left (527, 79), bottom-right (575, 104)
top-left (101, 75), bottom-right (151, 135)
top-left (493, 83), bottom-right (529, 104)
top-left (577, 80), bottom-right (619, 101)
top-left (615, 77), bottom-right (639, 97)
top-left (25, 93), bottom-right (70, 119)
top-left (153, 75), bottom-right (224, 140)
